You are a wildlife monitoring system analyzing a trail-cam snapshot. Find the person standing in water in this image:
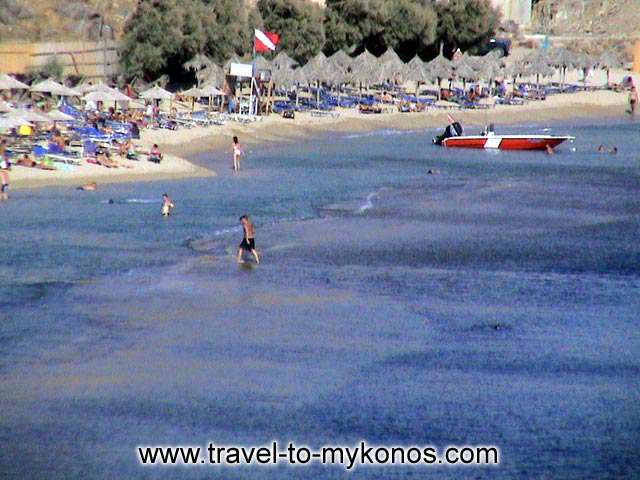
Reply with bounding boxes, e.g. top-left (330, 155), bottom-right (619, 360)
top-left (237, 215), bottom-right (260, 264)
top-left (232, 136), bottom-right (242, 171)
top-left (630, 84), bottom-right (638, 115)
top-left (161, 193), bottom-right (174, 217)
top-left (0, 139), bottom-right (10, 201)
